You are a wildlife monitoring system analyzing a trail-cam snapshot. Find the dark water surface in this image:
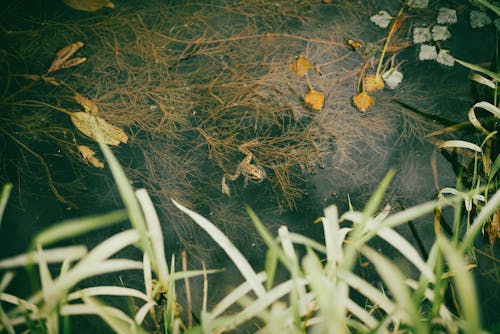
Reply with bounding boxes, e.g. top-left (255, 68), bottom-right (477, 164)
top-left (1, 0), bottom-right (499, 331)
